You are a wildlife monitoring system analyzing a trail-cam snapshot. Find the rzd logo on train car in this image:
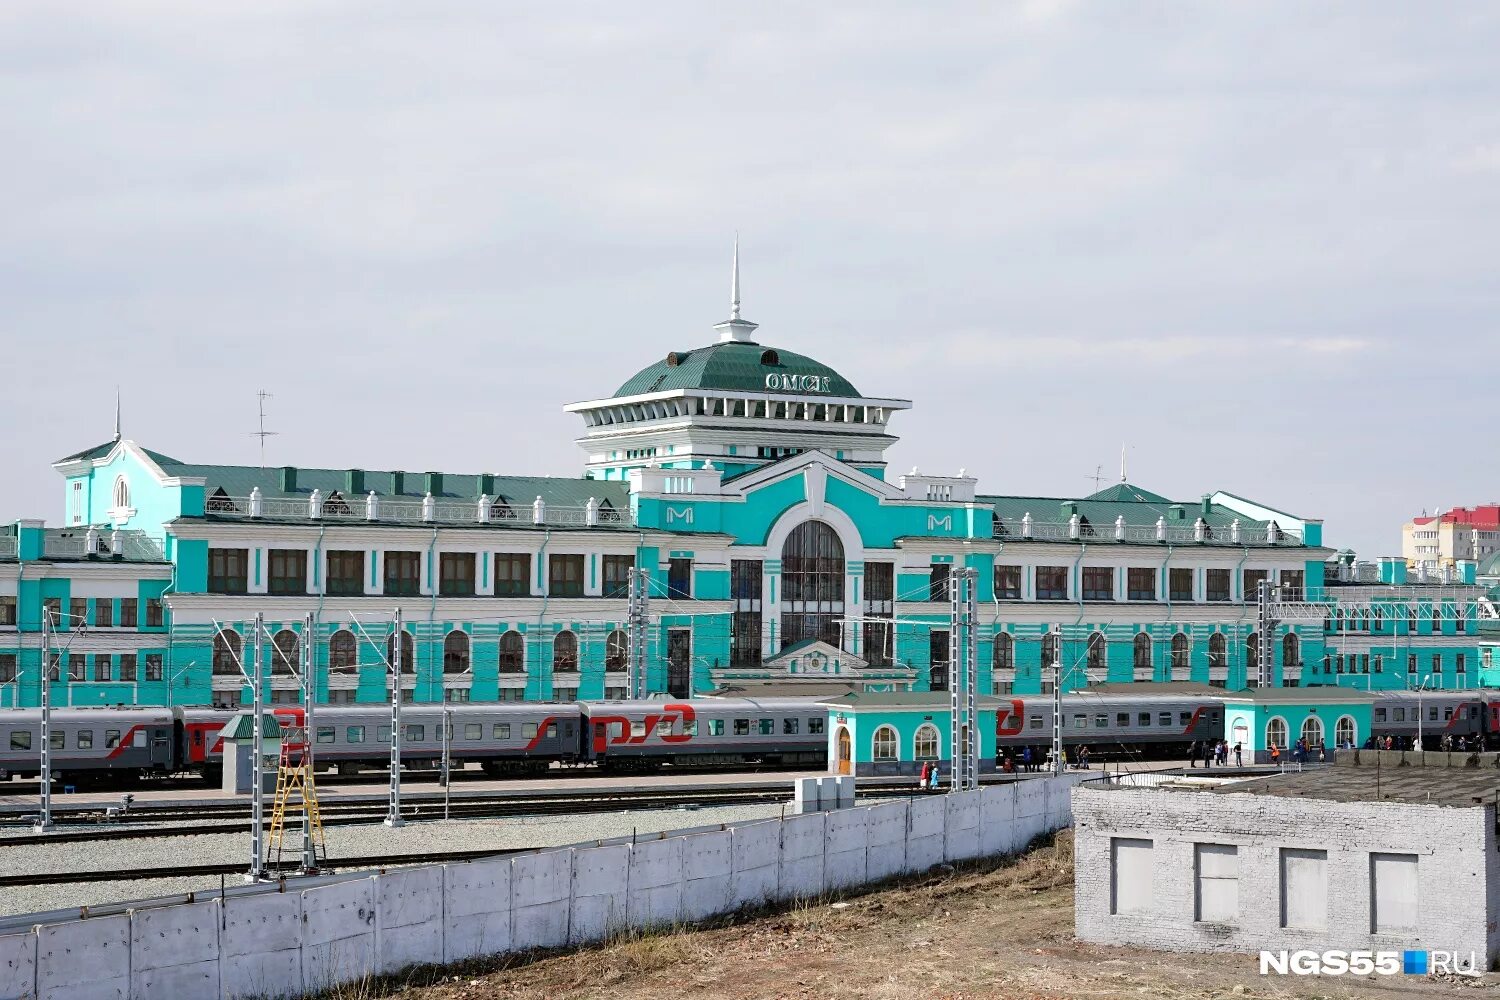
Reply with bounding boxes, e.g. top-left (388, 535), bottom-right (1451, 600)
top-left (591, 703), bottom-right (698, 753)
top-left (995, 698), bottom-right (1026, 737)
